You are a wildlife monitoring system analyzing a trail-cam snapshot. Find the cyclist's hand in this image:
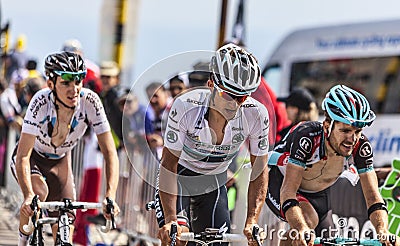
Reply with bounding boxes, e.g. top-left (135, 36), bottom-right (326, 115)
top-left (292, 229), bottom-right (315, 246)
top-left (377, 230), bottom-right (398, 246)
top-left (243, 223), bottom-right (265, 245)
top-left (157, 222), bottom-right (188, 246)
top-left (102, 198), bottom-right (120, 220)
top-left (20, 195), bottom-right (35, 217)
